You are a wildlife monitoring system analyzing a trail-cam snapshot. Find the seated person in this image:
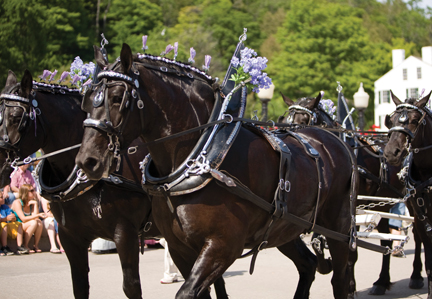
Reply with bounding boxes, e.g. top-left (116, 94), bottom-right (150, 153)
top-left (11, 164), bottom-right (37, 198)
top-left (0, 193), bottom-right (26, 255)
top-left (2, 185), bottom-right (16, 207)
top-left (39, 197), bottom-right (63, 253)
top-left (11, 184), bottom-right (46, 253)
